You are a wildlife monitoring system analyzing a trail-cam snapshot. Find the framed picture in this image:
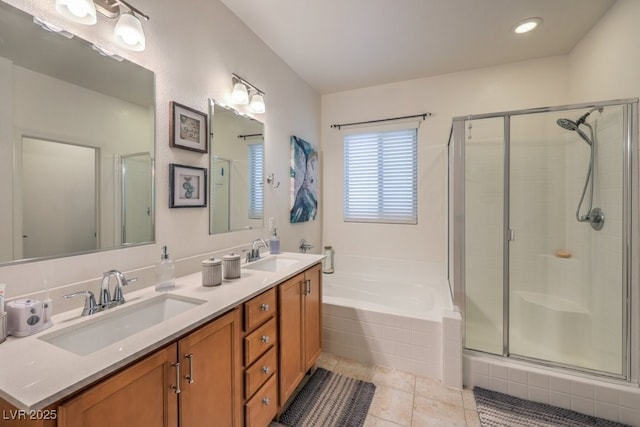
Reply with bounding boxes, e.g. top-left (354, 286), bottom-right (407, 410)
top-left (169, 163), bottom-right (207, 208)
top-left (290, 135), bottom-right (318, 223)
top-left (170, 101), bottom-right (208, 153)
